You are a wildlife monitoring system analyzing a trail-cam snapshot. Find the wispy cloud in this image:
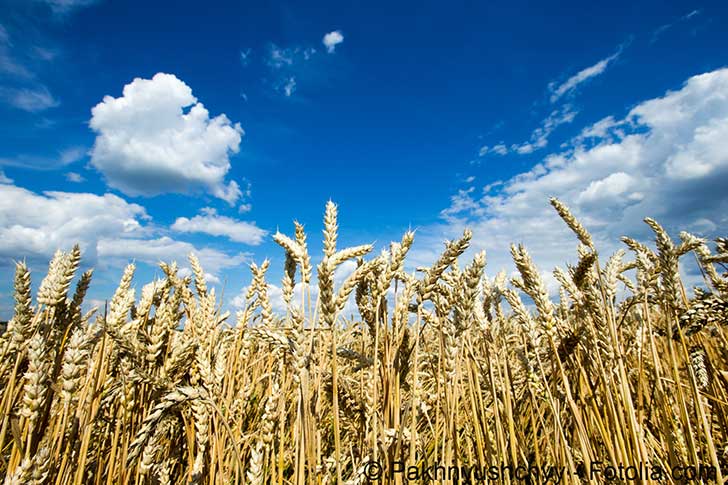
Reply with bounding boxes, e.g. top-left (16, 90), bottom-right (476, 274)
top-left (0, 25), bottom-right (34, 79)
top-left (239, 48), bottom-right (252, 66)
top-left (479, 105), bottom-right (577, 157)
top-left (65, 172), bottom-right (84, 183)
top-left (38, 0), bottom-right (101, 15)
top-left (268, 44), bottom-right (295, 69)
top-left (0, 146), bottom-right (85, 170)
top-left (261, 31), bottom-right (343, 98)
top-left (513, 105), bottom-right (578, 154)
top-left (651, 9), bottom-right (701, 44)
top-left (0, 85), bottom-right (58, 111)
top-left (549, 47), bottom-right (623, 103)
